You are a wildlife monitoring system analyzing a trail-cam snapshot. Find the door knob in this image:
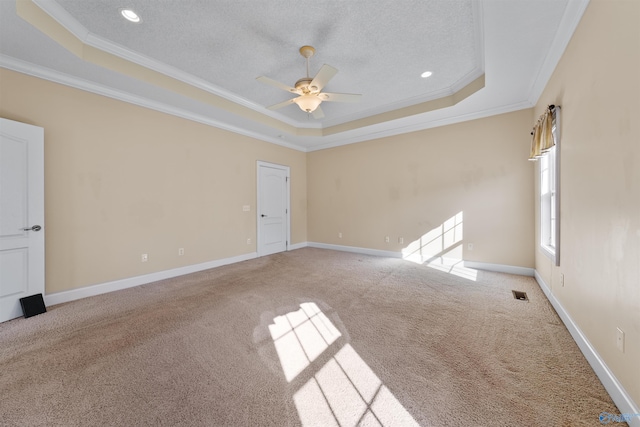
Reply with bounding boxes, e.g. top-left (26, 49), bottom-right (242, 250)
top-left (261, 214), bottom-right (268, 217)
top-left (22, 225), bottom-right (42, 232)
